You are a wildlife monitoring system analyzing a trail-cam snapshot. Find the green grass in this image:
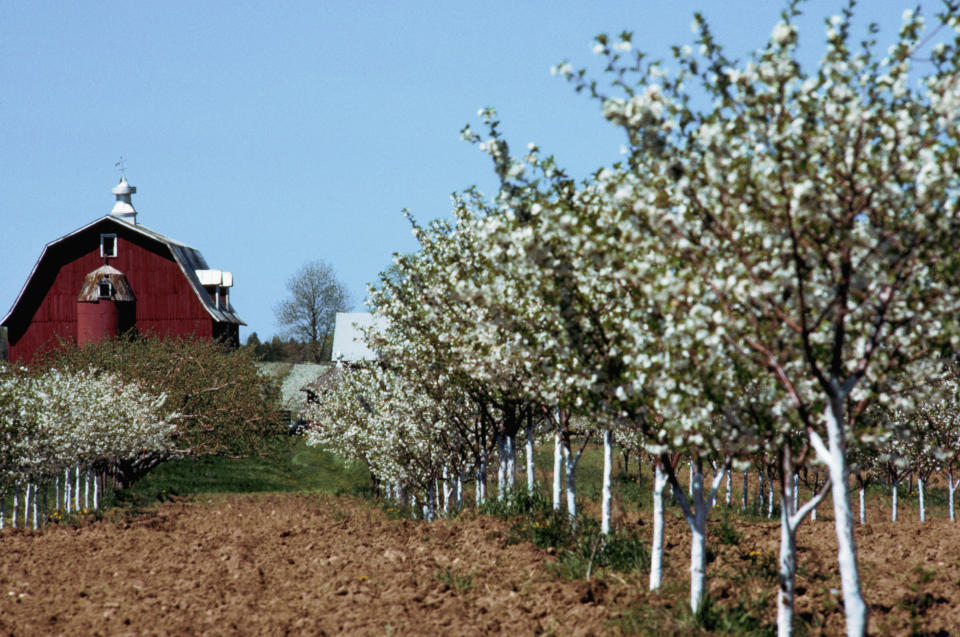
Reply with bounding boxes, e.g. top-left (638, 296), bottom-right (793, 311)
top-left (127, 438), bottom-right (372, 501)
